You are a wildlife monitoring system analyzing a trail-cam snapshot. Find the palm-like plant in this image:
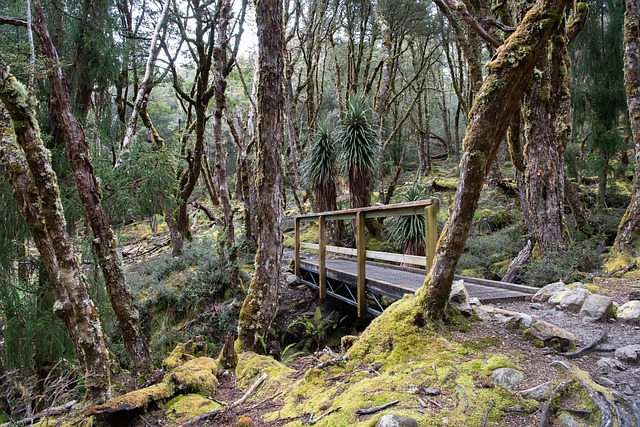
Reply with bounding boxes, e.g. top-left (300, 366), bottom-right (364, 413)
top-left (337, 96), bottom-right (380, 209)
top-left (387, 185), bottom-right (427, 256)
top-left (303, 117), bottom-right (338, 213)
